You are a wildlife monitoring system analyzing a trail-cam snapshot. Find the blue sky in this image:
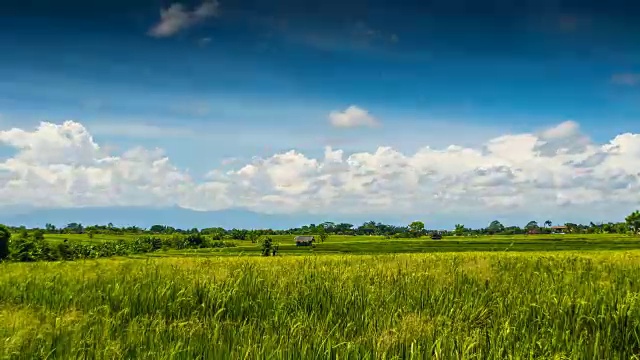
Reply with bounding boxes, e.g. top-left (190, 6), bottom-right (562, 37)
top-left (0, 0), bottom-right (639, 228)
